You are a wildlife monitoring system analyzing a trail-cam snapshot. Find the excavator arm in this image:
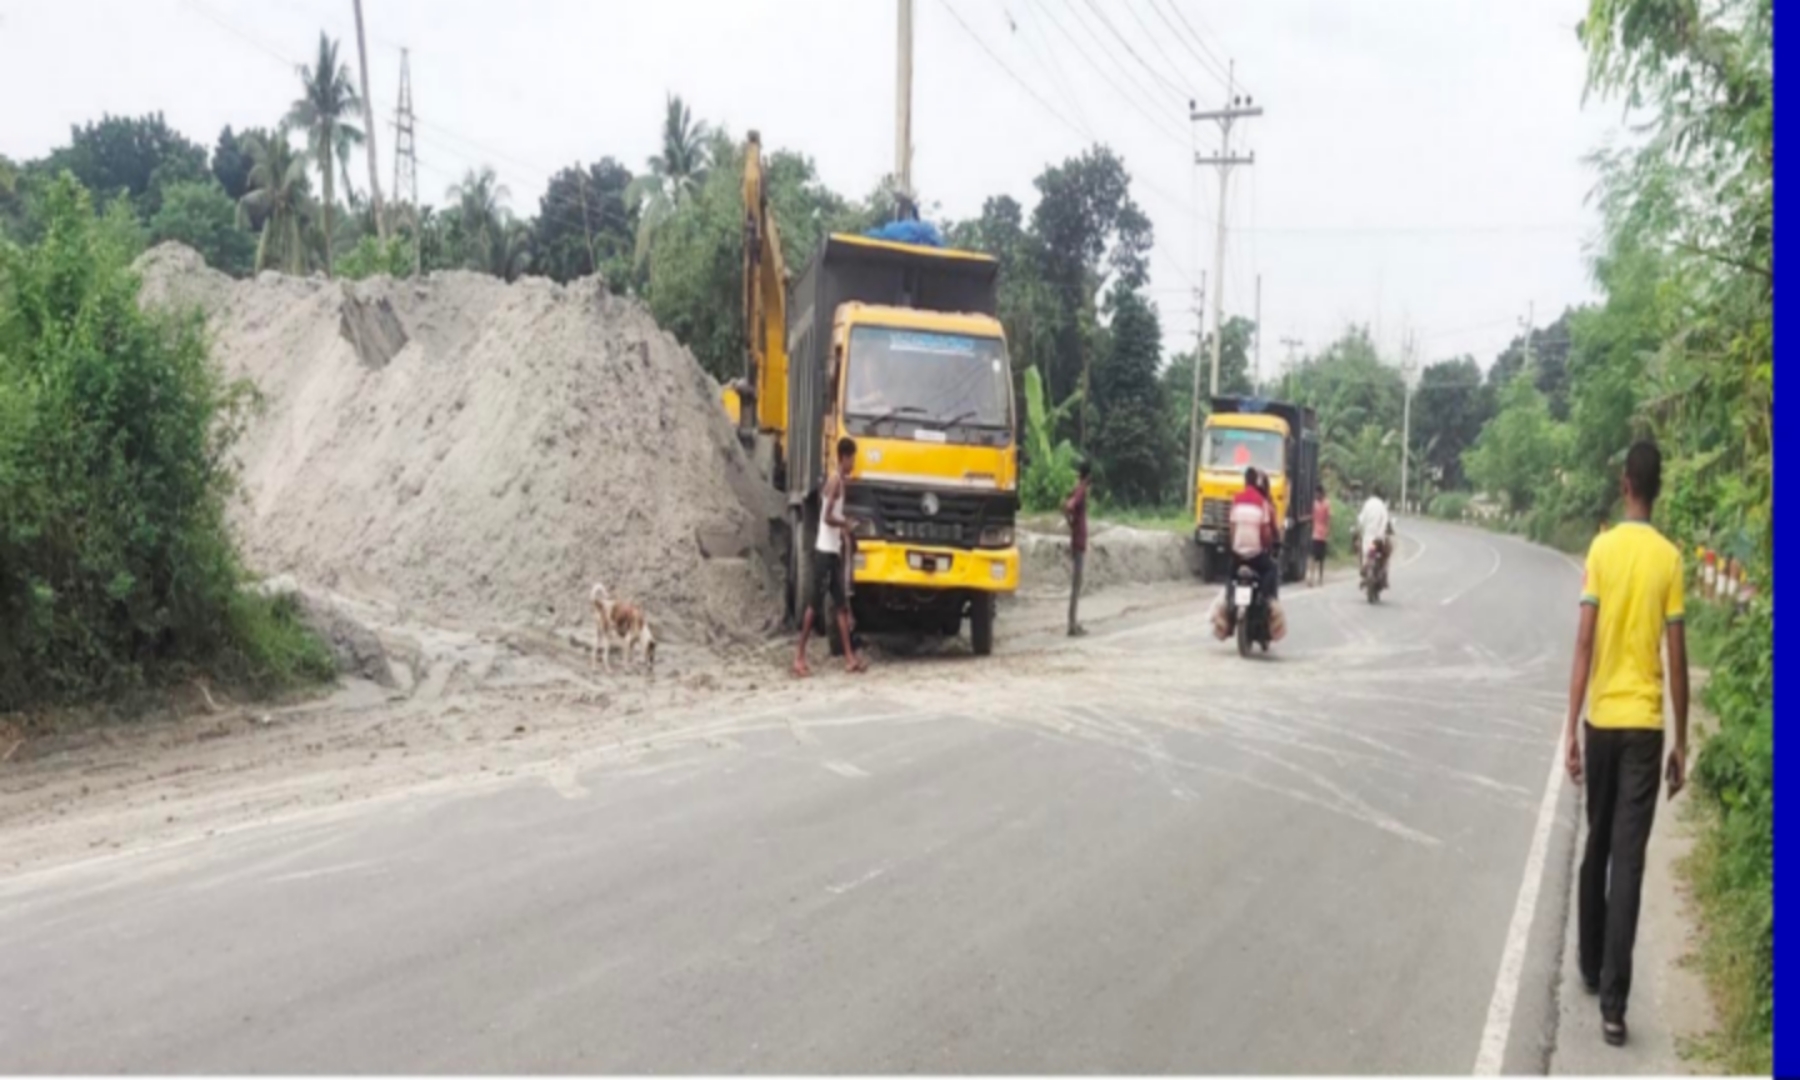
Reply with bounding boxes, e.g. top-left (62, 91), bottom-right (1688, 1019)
top-left (728, 131), bottom-right (789, 445)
